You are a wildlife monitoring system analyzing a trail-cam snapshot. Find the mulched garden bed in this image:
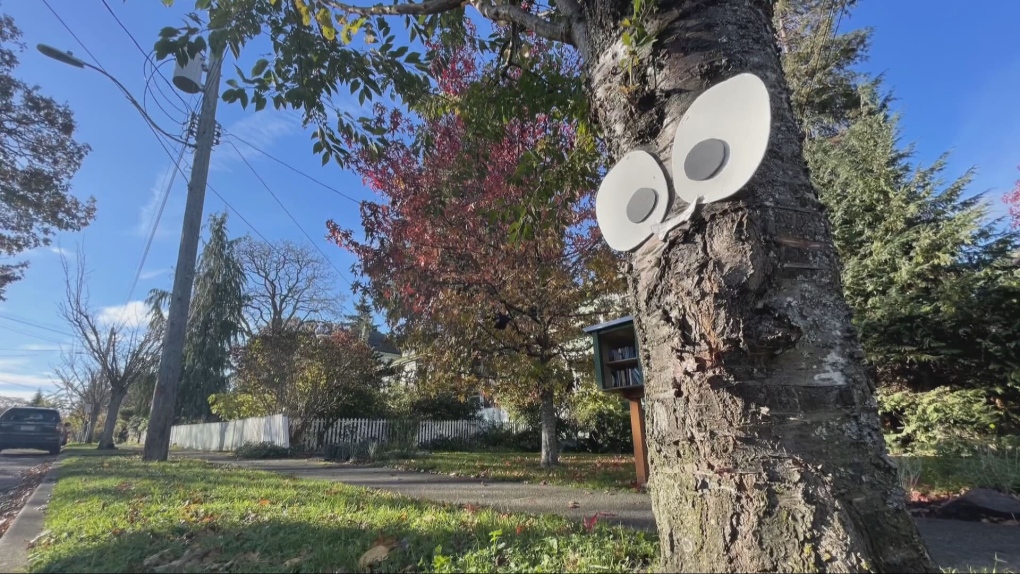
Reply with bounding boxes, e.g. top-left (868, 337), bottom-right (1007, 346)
top-left (908, 488), bottom-right (1020, 525)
